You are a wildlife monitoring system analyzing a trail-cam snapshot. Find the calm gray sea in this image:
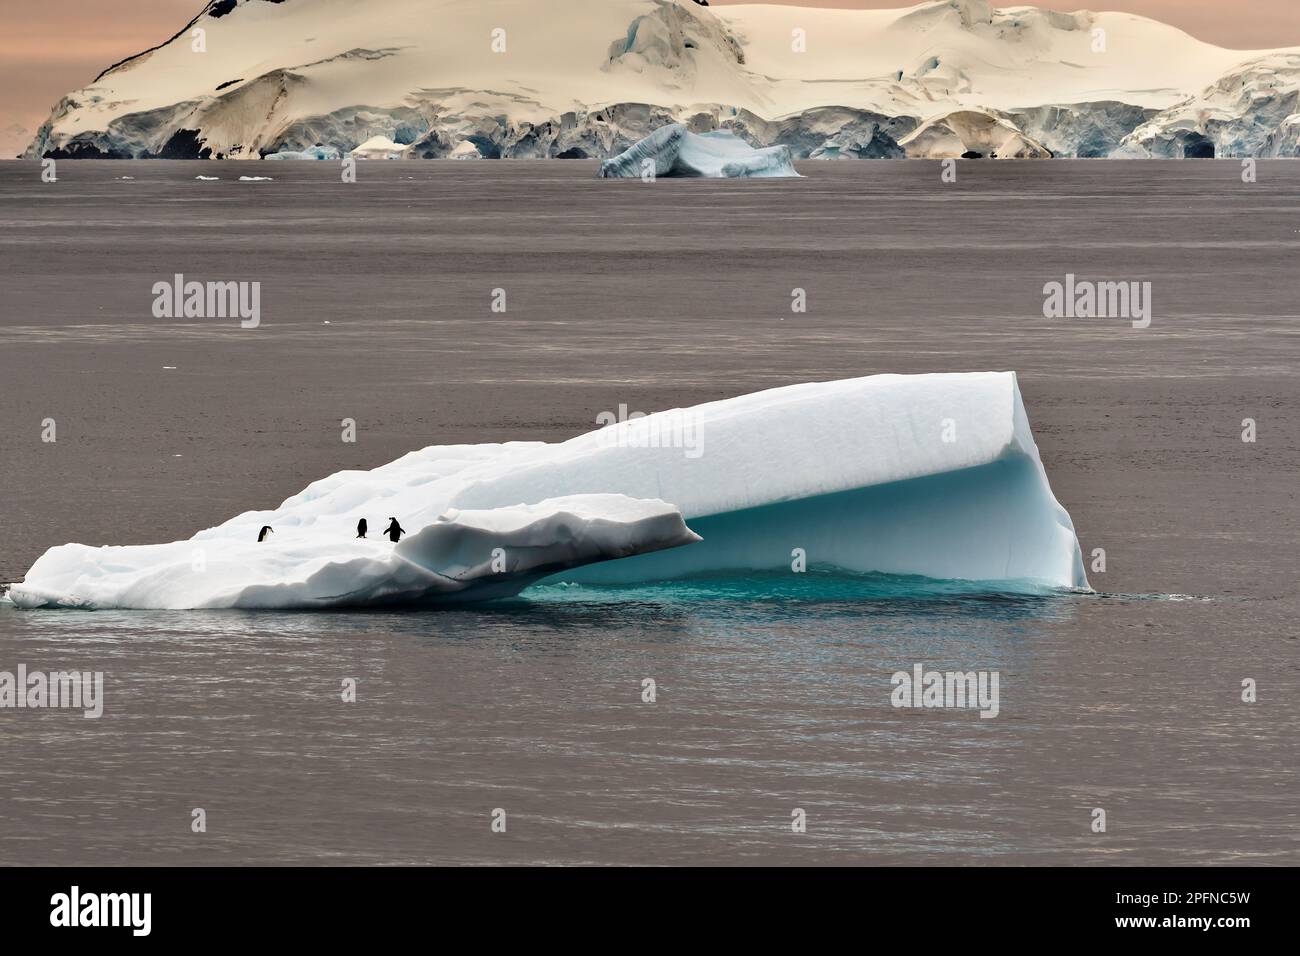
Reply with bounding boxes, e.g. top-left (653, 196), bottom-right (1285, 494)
top-left (0, 159), bottom-right (1296, 864)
